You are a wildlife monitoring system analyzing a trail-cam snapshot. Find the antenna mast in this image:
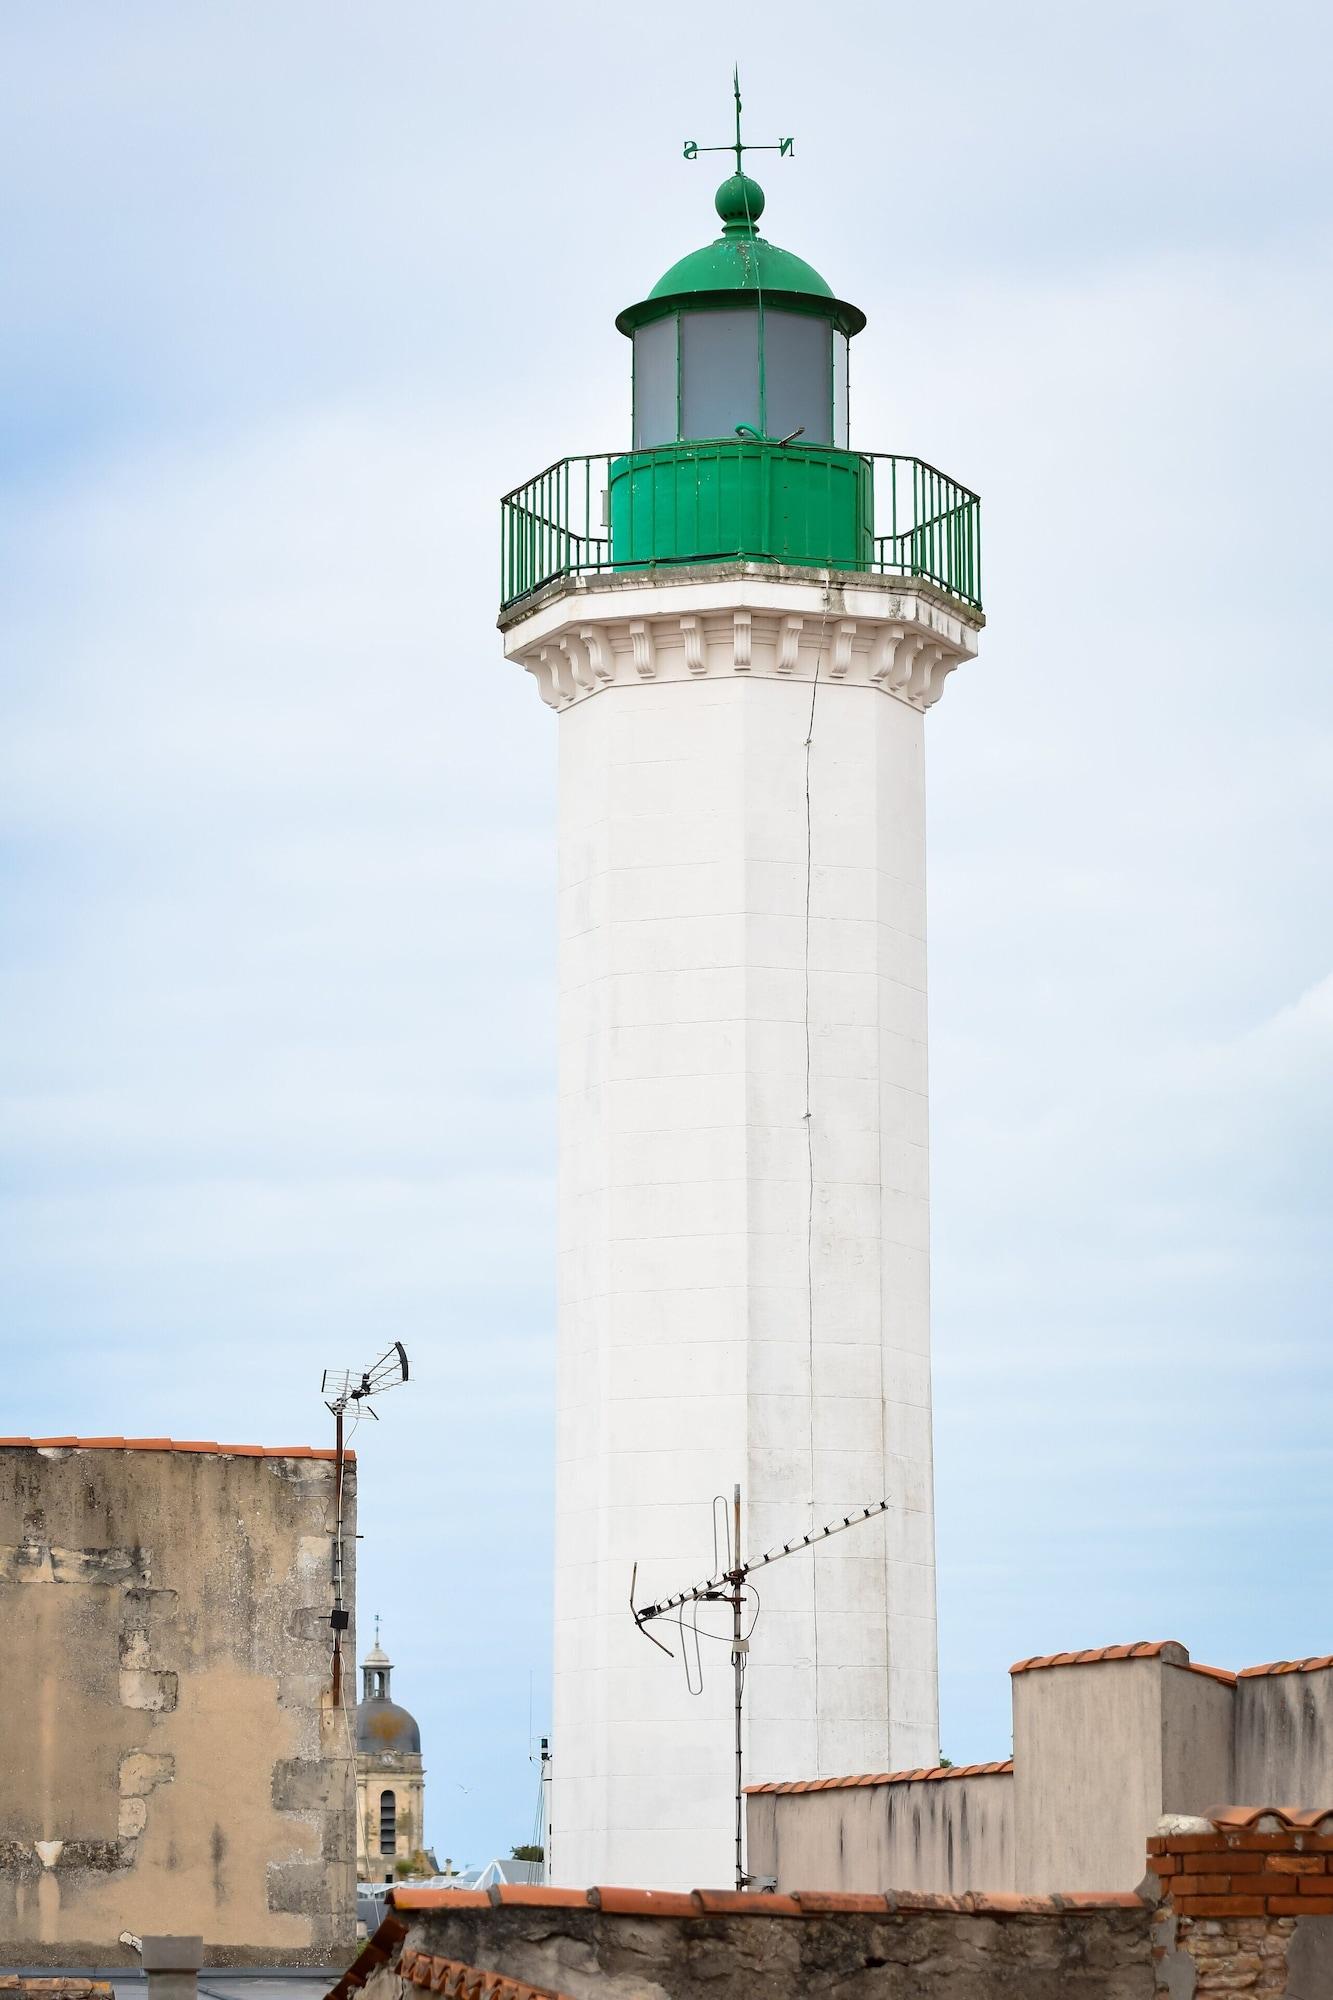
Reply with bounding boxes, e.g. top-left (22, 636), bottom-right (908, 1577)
top-left (320, 1341), bottom-right (410, 1707)
top-left (631, 1485), bottom-right (892, 1891)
